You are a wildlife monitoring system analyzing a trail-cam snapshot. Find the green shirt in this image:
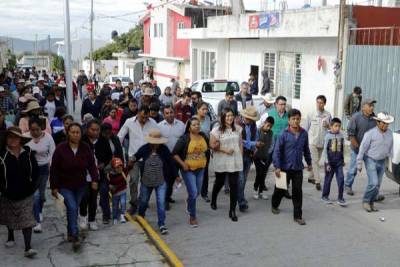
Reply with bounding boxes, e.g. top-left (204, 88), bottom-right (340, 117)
top-left (269, 109), bottom-right (288, 139)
